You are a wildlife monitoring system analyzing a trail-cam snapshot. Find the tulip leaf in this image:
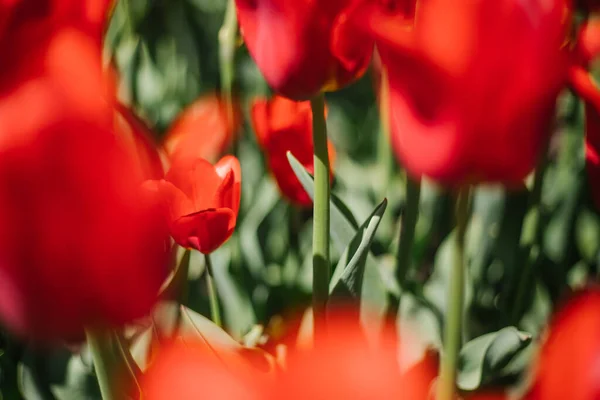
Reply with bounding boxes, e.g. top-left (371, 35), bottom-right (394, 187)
top-left (209, 245), bottom-right (257, 340)
top-left (179, 306), bottom-right (276, 376)
top-left (329, 198), bottom-right (387, 305)
top-left (457, 326), bottom-right (532, 391)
